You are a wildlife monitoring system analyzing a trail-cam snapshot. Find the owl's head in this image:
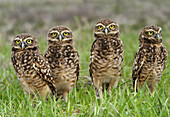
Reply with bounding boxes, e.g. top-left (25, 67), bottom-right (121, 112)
top-left (47, 26), bottom-right (73, 45)
top-left (139, 25), bottom-right (162, 46)
top-left (12, 33), bottom-right (39, 52)
top-left (94, 19), bottom-right (119, 39)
